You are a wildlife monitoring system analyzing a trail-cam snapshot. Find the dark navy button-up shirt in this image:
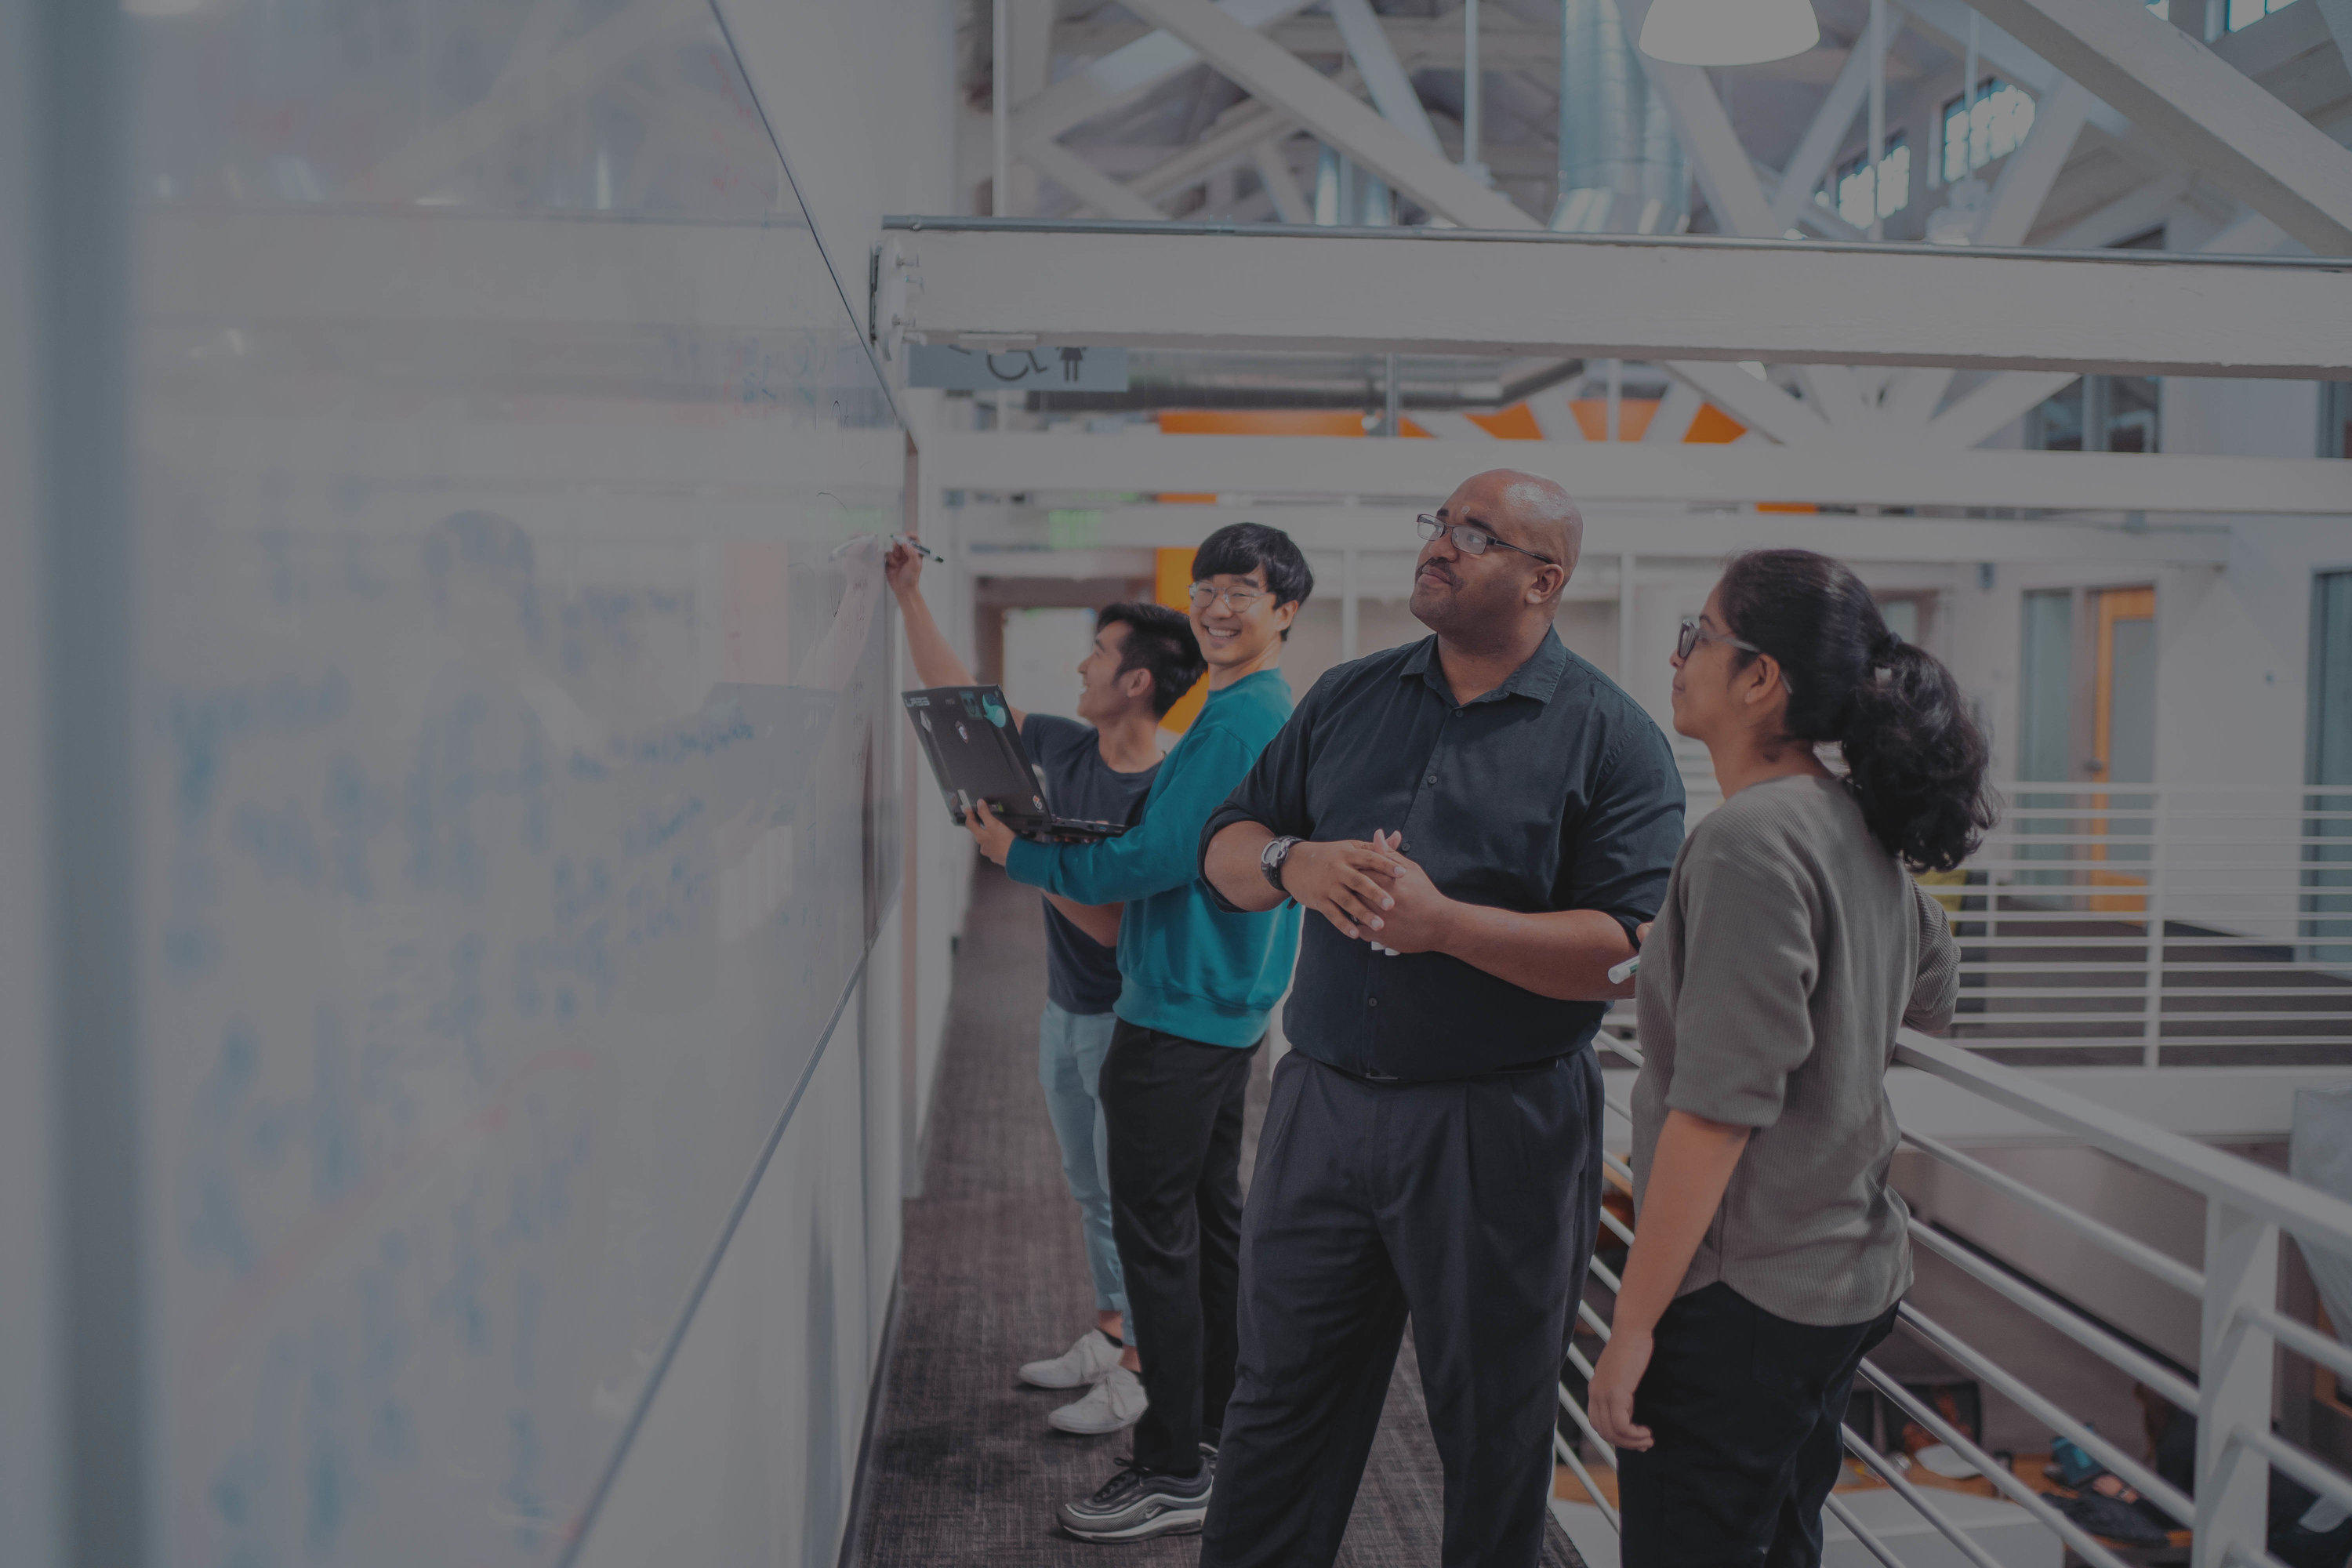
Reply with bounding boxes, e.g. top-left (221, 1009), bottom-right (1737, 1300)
top-left (1200, 629), bottom-right (1685, 1083)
